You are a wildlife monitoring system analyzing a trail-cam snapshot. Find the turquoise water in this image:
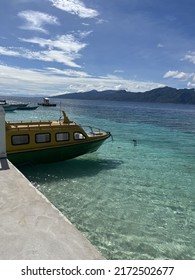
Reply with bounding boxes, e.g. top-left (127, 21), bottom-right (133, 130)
top-left (5, 98), bottom-right (195, 259)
